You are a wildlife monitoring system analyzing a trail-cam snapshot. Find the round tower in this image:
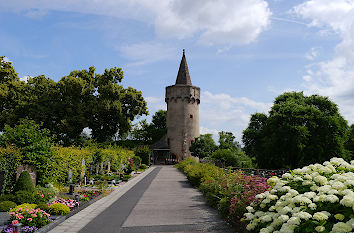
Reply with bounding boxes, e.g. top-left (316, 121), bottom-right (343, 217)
top-left (165, 50), bottom-right (200, 161)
